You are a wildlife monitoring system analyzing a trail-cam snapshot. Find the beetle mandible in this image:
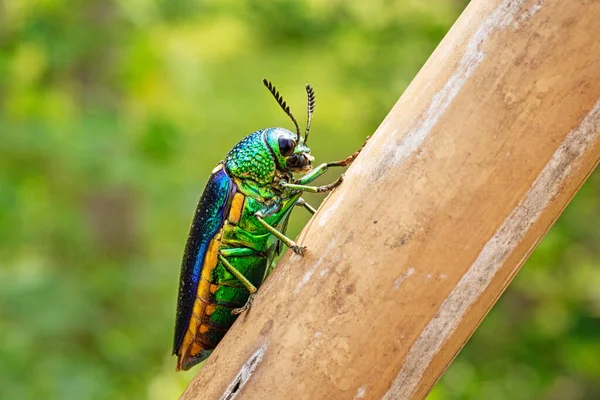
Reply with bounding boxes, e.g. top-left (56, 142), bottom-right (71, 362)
top-left (173, 79), bottom-right (367, 370)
